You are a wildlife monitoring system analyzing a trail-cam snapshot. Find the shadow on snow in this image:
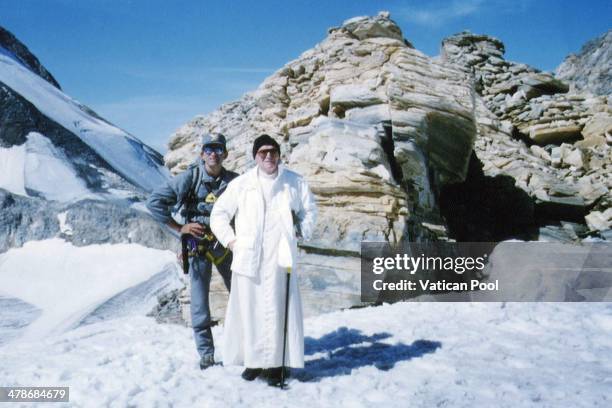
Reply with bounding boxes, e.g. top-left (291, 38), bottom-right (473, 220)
top-left (292, 327), bottom-right (441, 382)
